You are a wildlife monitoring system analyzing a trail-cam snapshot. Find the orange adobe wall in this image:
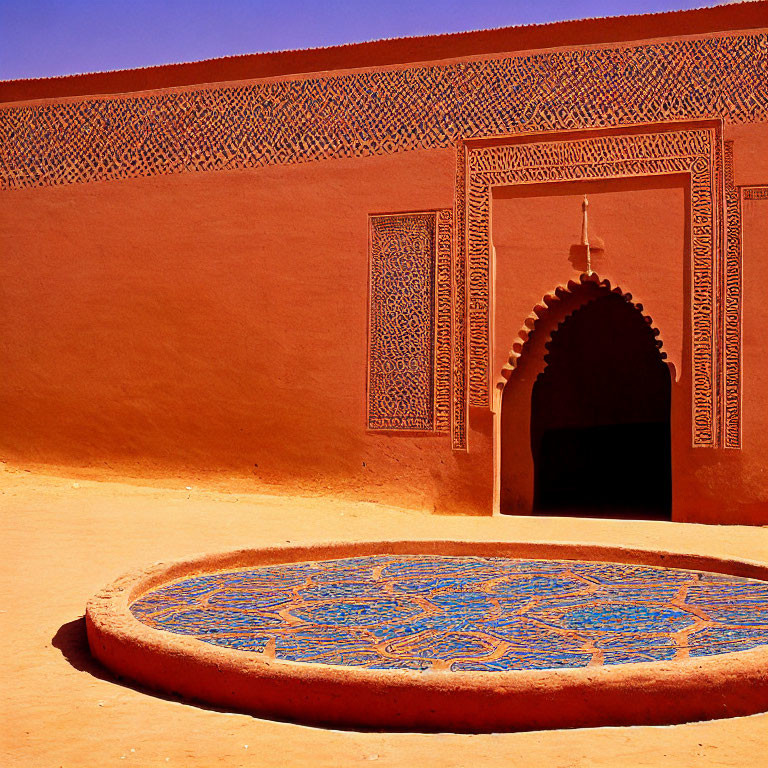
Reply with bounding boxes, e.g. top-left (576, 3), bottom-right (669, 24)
top-left (1, 3), bottom-right (767, 522)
